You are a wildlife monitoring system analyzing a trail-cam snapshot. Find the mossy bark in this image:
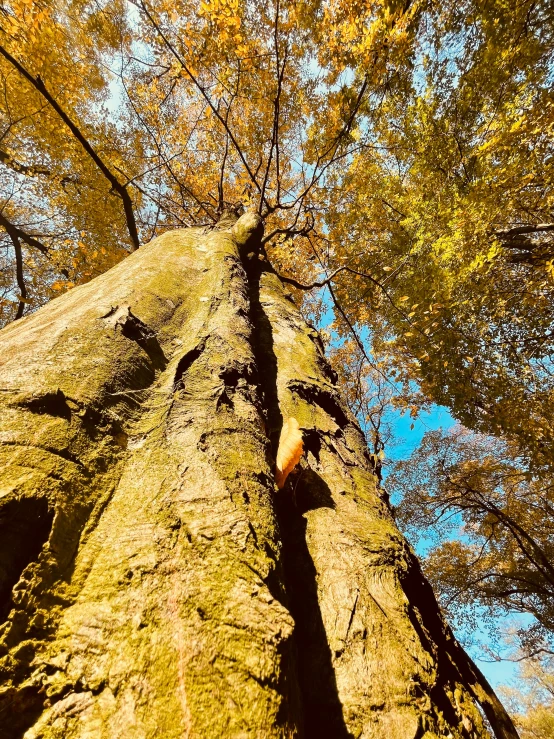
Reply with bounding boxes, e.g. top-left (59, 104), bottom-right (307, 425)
top-left (0, 215), bottom-right (517, 739)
